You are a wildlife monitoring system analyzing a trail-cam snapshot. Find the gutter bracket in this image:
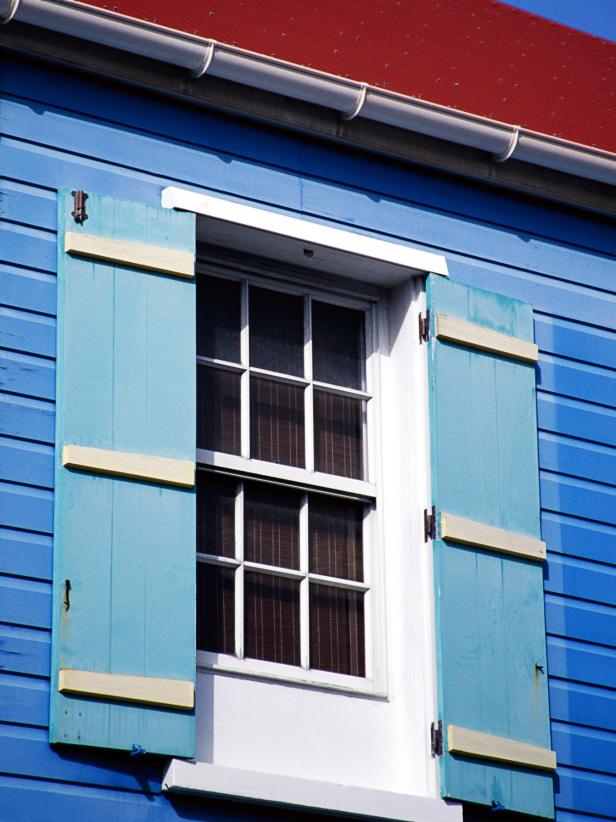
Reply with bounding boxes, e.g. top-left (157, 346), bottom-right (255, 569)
top-left (492, 126), bottom-right (520, 163)
top-left (340, 83), bottom-right (367, 121)
top-left (191, 40), bottom-right (216, 79)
